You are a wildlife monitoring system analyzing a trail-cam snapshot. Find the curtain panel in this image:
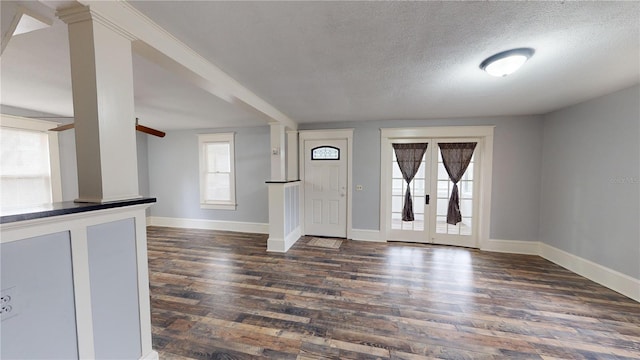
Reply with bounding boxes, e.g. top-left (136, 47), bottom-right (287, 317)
top-left (392, 143), bottom-right (428, 221)
top-left (438, 142), bottom-right (477, 225)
